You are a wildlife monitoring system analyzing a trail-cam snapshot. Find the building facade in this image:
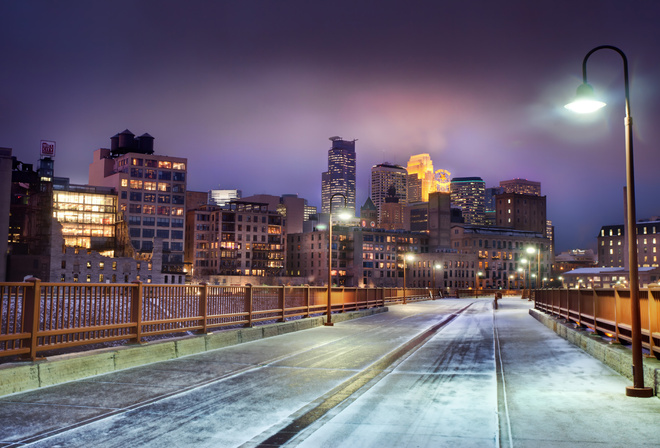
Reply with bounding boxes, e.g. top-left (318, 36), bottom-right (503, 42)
top-left (321, 137), bottom-right (356, 215)
top-left (185, 201), bottom-right (285, 282)
top-left (450, 177), bottom-right (486, 226)
top-left (499, 178), bottom-right (541, 196)
top-left (287, 227), bottom-right (430, 288)
top-left (598, 219), bottom-right (660, 268)
top-left (450, 225), bottom-right (552, 289)
top-left (88, 130), bottom-right (187, 283)
top-left (495, 192), bottom-right (547, 235)
top-left (371, 163), bottom-right (407, 223)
